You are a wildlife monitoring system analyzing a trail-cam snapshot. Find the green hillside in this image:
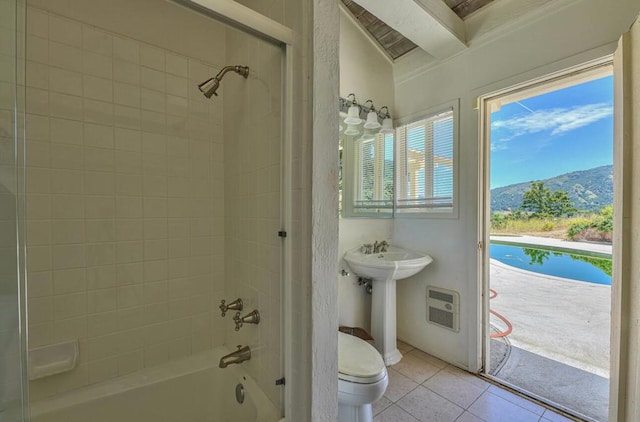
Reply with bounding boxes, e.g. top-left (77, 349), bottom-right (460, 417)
top-left (491, 165), bottom-right (613, 212)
